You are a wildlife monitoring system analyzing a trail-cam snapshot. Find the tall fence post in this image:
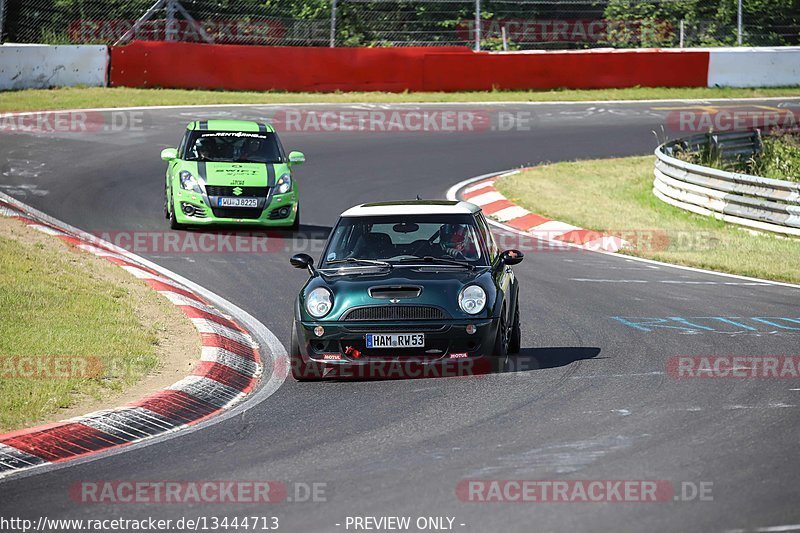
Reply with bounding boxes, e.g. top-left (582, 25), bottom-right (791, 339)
top-left (737, 0), bottom-right (743, 45)
top-left (679, 19), bottom-right (685, 48)
top-left (0, 0), bottom-right (6, 44)
top-left (330, 0), bottom-right (337, 48)
top-left (474, 0), bottom-right (481, 51)
top-left (166, 0), bottom-right (177, 42)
